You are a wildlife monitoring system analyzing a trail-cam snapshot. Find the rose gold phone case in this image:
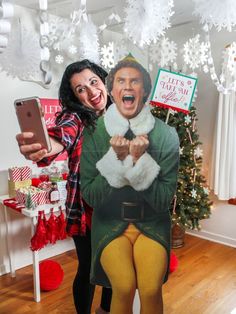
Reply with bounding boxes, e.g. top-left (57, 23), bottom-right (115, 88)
top-left (14, 97), bottom-right (52, 152)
